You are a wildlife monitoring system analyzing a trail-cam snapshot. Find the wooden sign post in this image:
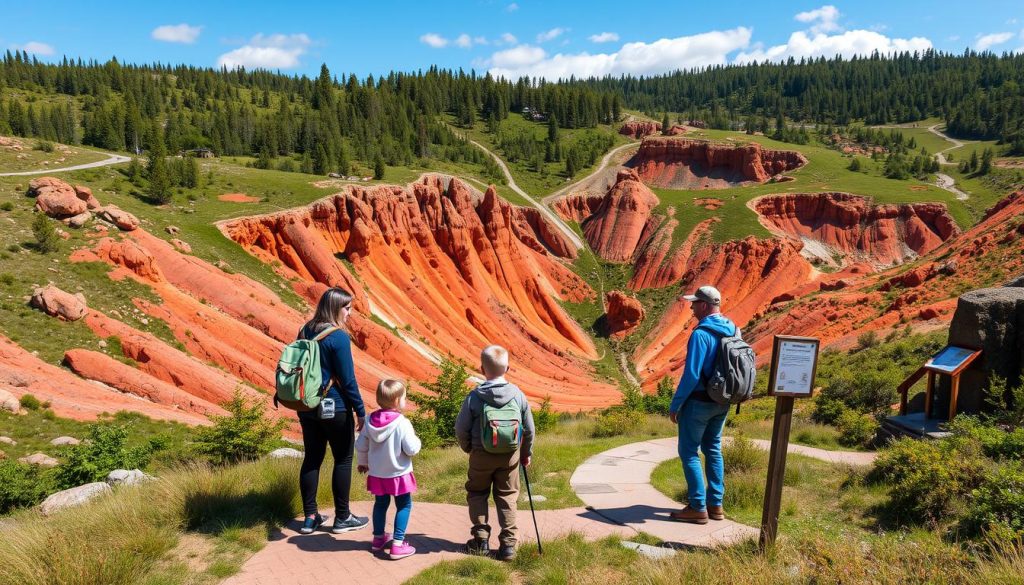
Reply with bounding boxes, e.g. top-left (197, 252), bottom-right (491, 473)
top-left (759, 335), bottom-right (820, 553)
